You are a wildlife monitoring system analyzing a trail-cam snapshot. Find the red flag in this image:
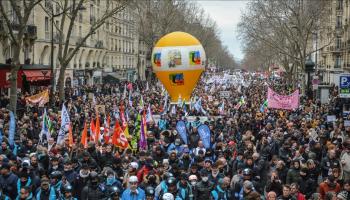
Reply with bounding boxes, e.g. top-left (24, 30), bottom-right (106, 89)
top-left (68, 123), bottom-right (74, 147)
top-left (127, 83), bottom-right (133, 91)
top-left (90, 119), bottom-right (96, 142)
top-left (95, 114), bottom-right (101, 143)
top-left (81, 122), bottom-right (88, 148)
top-left (104, 115), bottom-right (111, 144)
top-left (112, 121), bottom-right (129, 149)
